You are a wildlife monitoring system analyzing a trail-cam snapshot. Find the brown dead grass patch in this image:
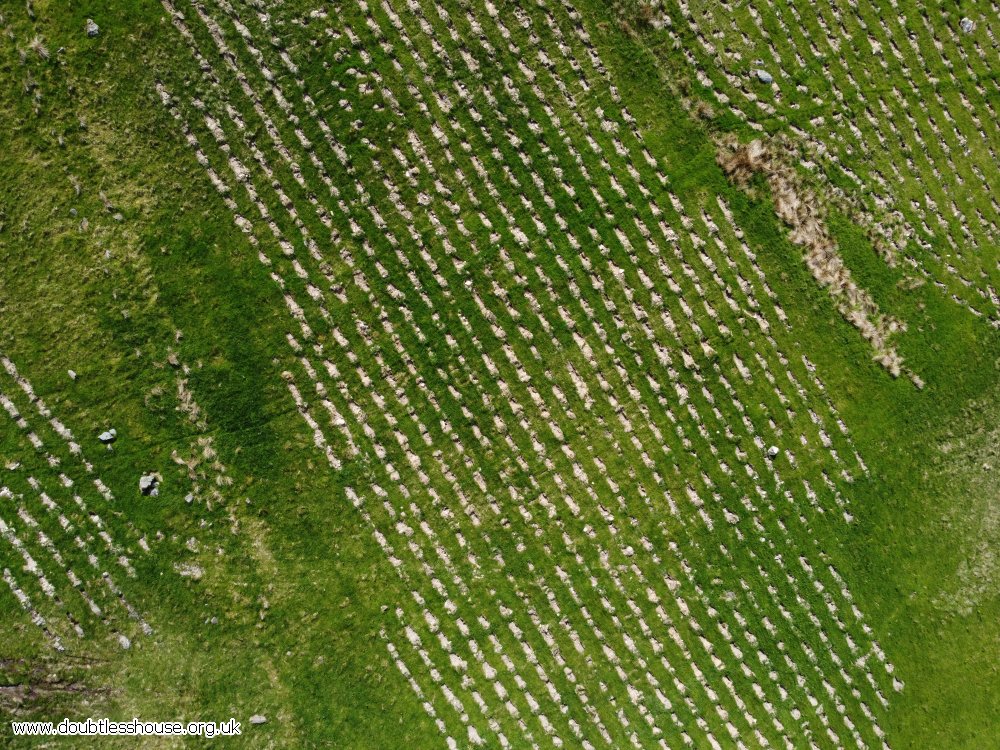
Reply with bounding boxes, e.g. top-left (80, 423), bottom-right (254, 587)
top-left (717, 135), bottom-right (918, 384)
